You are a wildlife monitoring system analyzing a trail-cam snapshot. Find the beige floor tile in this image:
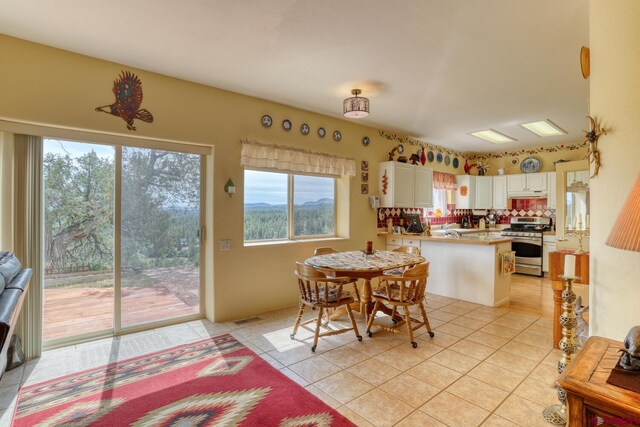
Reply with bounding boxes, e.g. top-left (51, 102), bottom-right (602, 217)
top-left (499, 341), bottom-right (551, 362)
top-left (320, 346), bottom-right (370, 369)
top-left (267, 344), bottom-right (317, 366)
top-left (450, 316), bottom-right (488, 330)
top-left (438, 304), bottom-right (476, 316)
top-left (494, 394), bottom-right (551, 427)
top-left (304, 384), bottom-right (341, 408)
top-left (289, 356), bottom-right (342, 383)
top-left (347, 358), bottom-right (402, 386)
top-left (429, 349), bottom-right (481, 373)
top-left (541, 348), bottom-right (563, 367)
top-left (409, 341), bottom-right (445, 359)
top-left (467, 362), bottom-right (526, 392)
top-left (481, 414), bottom-right (520, 426)
top-left (314, 371), bottom-right (375, 404)
top-left (475, 306), bottom-right (510, 316)
top-left (490, 317), bottom-right (531, 331)
top-left (446, 376), bottom-right (509, 411)
top-left (450, 301), bottom-right (483, 310)
top-left (280, 367), bottom-right (309, 386)
top-left (406, 360), bottom-right (461, 389)
top-left (449, 339), bottom-right (497, 360)
top-left (429, 310), bottom-right (460, 322)
top-left (395, 411), bottom-right (448, 427)
top-left (527, 362), bottom-right (560, 385)
top-left (347, 337), bottom-right (395, 357)
top-left (374, 346), bottom-right (424, 371)
top-left (484, 350), bottom-right (540, 375)
top-left (346, 388), bottom-right (414, 427)
top-left (502, 312), bottom-right (539, 323)
top-left (379, 373), bottom-right (440, 408)
top-left (417, 331), bottom-right (461, 348)
top-left (258, 352), bottom-right (285, 370)
top-left (420, 391), bottom-right (490, 427)
top-left (464, 309), bottom-right (506, 323)
top-left (523, 323), bottom-right (554, 338)
top-left (434, 323), bottom-right (475, 338)
top-left (425, 299), bottom-right (456, 310)
top-left (512, 331), bottom-right (553, 349)
top-left (337, 406), bottom-right (375, 427)
top-left (513, 377), bottom-right (559, 407)
top-left (479, 324), bottom-right (520, 339)
top-left (465, 331), bottom-right (510, 349)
